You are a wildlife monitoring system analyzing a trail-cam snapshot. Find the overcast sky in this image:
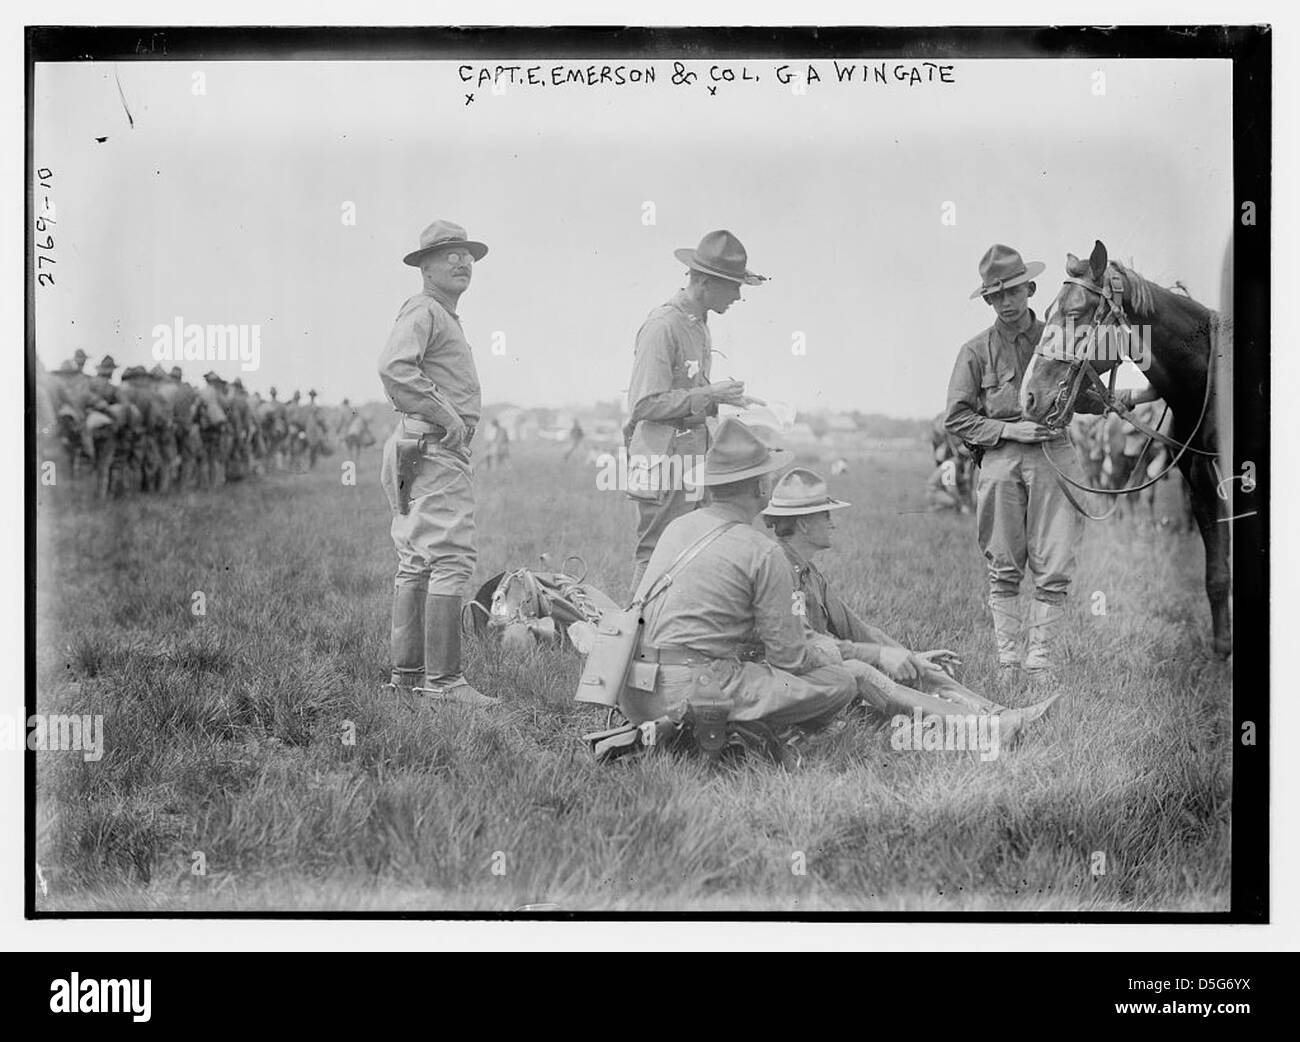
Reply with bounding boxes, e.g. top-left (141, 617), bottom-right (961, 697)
top-left (33, 56), bottom-right (1231, 417)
